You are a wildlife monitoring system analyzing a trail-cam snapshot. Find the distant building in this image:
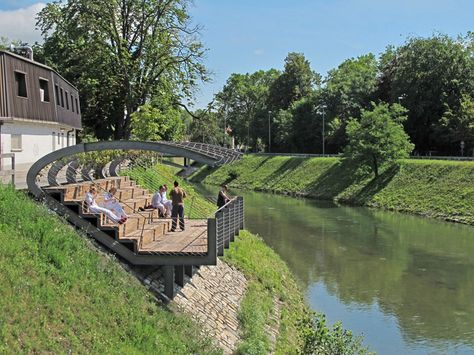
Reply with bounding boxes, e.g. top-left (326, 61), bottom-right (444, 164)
top-left (0, 49), bottom-right (82, 174)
